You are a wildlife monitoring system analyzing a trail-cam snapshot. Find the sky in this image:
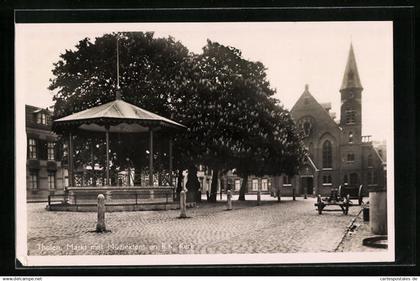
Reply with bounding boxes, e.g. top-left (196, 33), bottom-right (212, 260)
top-left (15, 22), bottom-right (393, 141)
